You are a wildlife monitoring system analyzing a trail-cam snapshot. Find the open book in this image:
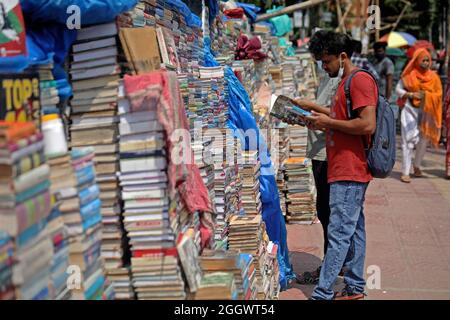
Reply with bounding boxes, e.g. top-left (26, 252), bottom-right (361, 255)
top-left (269, 94), bottom-right (311, 125)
